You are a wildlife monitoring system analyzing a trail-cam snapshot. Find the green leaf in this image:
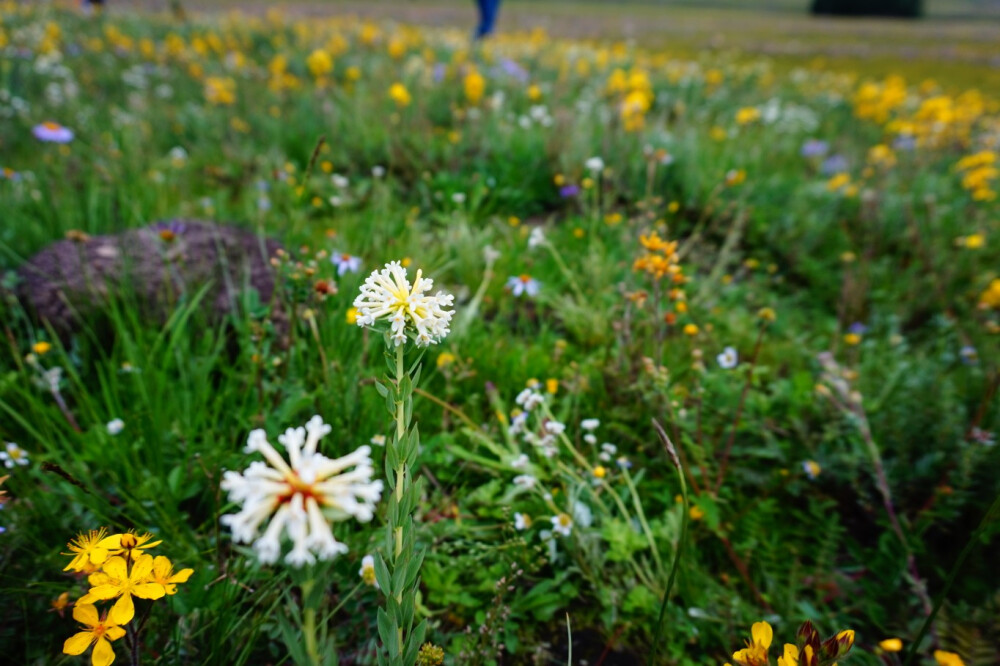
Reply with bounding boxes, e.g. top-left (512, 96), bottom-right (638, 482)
top-left (374, 553), bottom-right (393, 596)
